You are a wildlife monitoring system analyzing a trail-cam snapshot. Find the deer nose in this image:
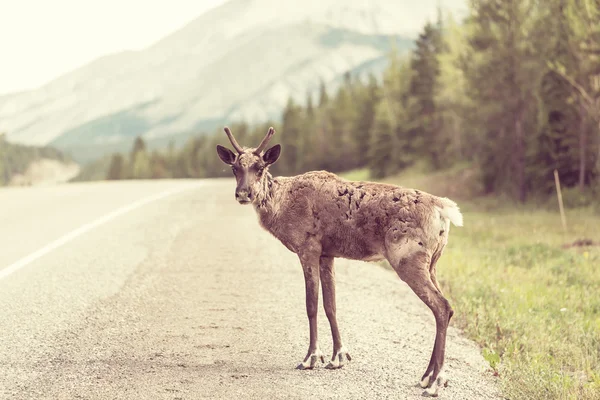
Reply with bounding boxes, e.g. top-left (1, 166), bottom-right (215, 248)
top-left (236, 189), bottom-right (252, 203)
